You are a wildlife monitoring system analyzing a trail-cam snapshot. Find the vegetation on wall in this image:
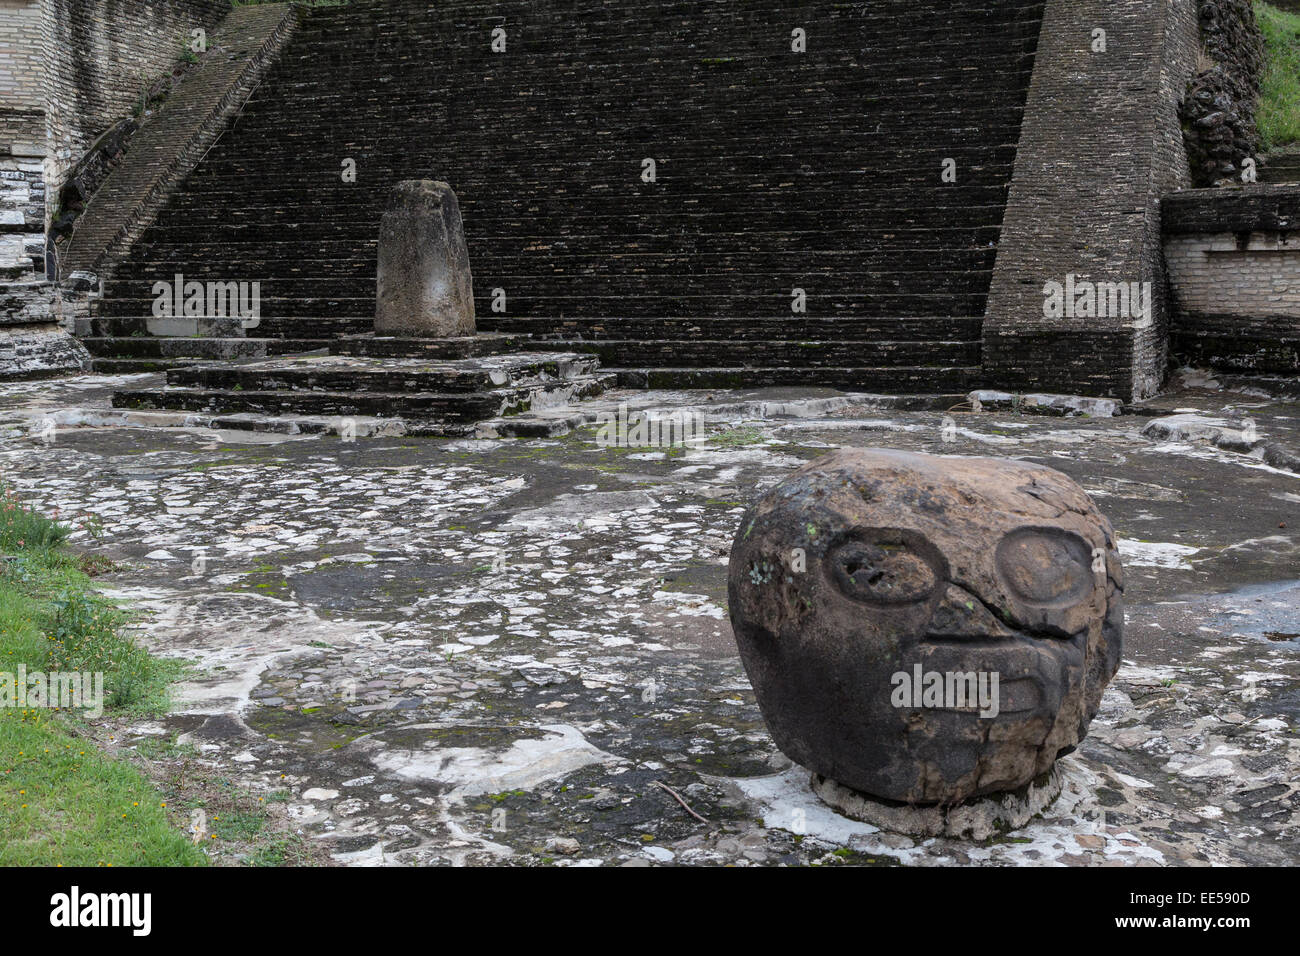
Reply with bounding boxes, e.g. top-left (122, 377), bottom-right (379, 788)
top-left (1256, 1), bottom-right (1300, 149)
